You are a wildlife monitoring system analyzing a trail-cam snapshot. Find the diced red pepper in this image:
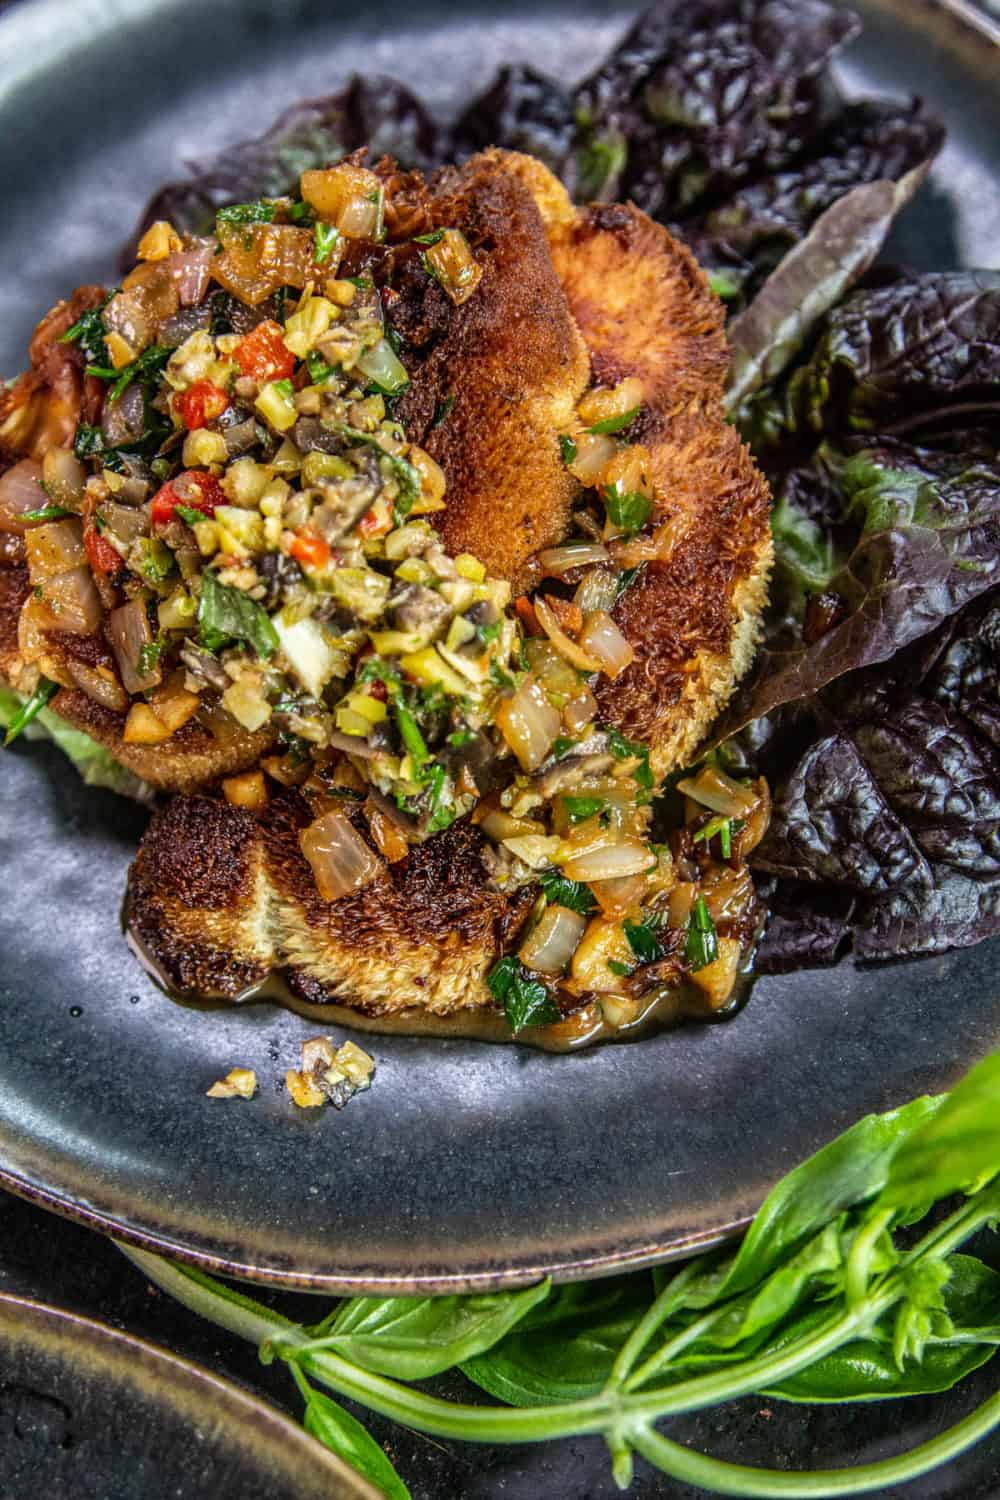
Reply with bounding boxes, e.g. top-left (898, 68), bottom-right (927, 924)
top-left (173, 379), bottom-right (229, 430)
top-left (514, 594), bottom-right (540, 635)
top-left (151, 471), bottom-right (225, 526)
top-left (84, 522), bottom-right (123, 576)
top-left (289, 529), bottom-right (332, 570)
top-left (358, 505), bottom-right (390, 539)
top-left (232, 319), bottom-right (295, 383)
